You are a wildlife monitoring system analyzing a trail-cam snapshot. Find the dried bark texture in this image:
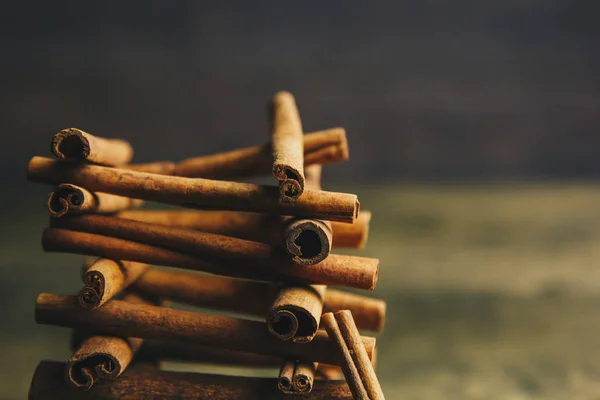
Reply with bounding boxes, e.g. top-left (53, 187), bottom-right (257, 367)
top-left (279, 360), bottom-right (317, 395)
top-left (28, 156), bottom-right (360, 223)
top-left (47, 184), bottom-right (143, 217)
top-left (268, 285), bottom-right (326, 343)
top-left (29, 361), bottom-right (353, 400)
top-left (130, 269), bottom-right (385, 332)
top-left (271, 91), bottom-right (305, 200)
top-left (322, 311), bottom-right (385, 400)
top-left (35, 293), bottom-right (376, 366)
top-left (79, 259), bottom-right (148, 309)
top-left (117, 209), bottom-right (370, 249)
top-left (51, 128), bottom-right (133, 166)
top-left (316, 363), bottom-right (345, 380)
top-left (67, 293), bottom-right (149, 389)
top-left (42, 226), bottom-right (379, 290)
top-left (125, 161), bottom-right (176, 175)
top-left (277, 360), bottom-right (295, 393)
top-left (172, 127), bottom-right (348, 179)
